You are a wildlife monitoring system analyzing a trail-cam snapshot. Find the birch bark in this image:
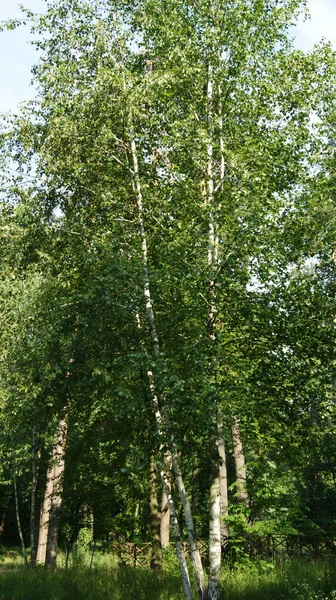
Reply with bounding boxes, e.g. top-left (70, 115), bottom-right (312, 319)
top-left (217, 80), bottom-right (230, 545)
top-left (160, 452), bottom-right (171, 548)
top-left (30, 429), bottom-right (39, 566)
top-left (161, 470), bottom-right (194, 600)
top-left (13, 459), bottom-right (29, 567)
top-left (149, 457), bottom-right (163, 572)
top-left (160, 488), bottom-right (170, 548)
top-left (129, 116), bottom-right (205, 599)
top-left (218, 418), bottom-right (229, 542)
top-left (206, 61), bottom-right (221, 600)
top-left (231, 417), bottom-right (249, 507)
